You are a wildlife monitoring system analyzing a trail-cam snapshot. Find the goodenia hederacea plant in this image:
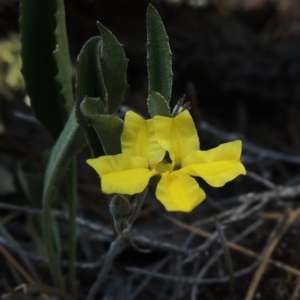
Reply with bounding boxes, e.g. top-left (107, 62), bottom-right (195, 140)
top-left (86, 5), bottom-right (245, 214)
top-left (87, 110), bottom-right (246, 212)
top-left (19, 0), bottom-right (246, 297)
top-left (76, 22), bottom-right (128, 157)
